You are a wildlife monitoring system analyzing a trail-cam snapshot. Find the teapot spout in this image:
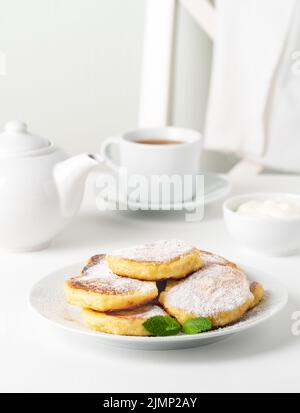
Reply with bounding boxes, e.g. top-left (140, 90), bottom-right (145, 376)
top-left (54, 154), bottom-right (102, 217)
